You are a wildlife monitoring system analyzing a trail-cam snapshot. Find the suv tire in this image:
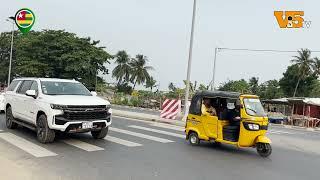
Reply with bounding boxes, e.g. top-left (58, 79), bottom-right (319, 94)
top-left (91, 127), bottom-right (108, 139)
top-left (37, 114), bottom-right (55, 143)
top-left (6, 106), bottom-right (18, 129)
